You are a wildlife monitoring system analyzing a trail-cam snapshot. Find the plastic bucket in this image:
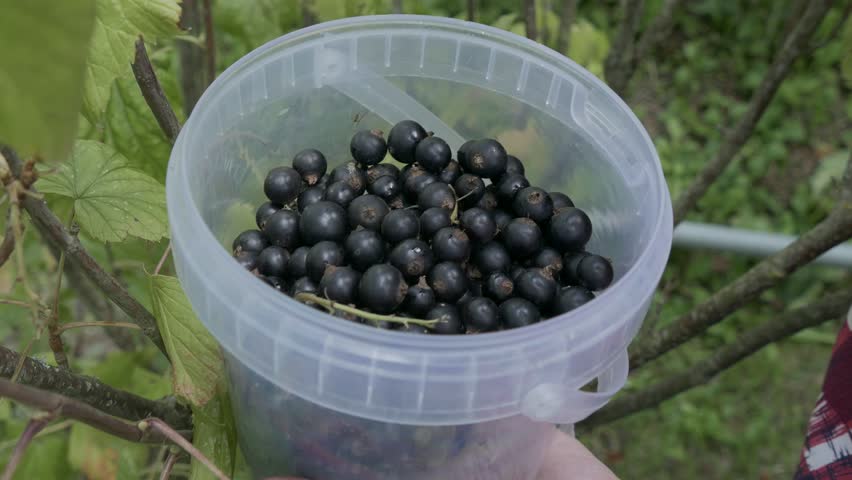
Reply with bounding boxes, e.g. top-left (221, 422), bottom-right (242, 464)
top-left (166, 15), bottom-right (672, 480)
